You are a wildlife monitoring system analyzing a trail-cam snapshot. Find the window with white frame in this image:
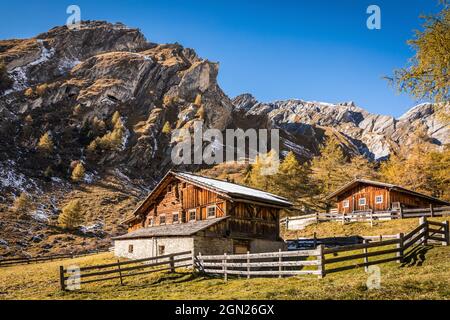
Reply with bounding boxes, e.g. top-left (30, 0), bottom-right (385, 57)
top-left (343, 200), bottom-right (350, 208)
top-left (207, 205), bottom-right (216, 218)
top-left (172, 212), bottom-right (179, 223)
top-left (359, 198), bottom-right (366, 206)
top-left (375, 195), bottom-right (383, 204)
top-left (189, 209), bottom-right (196, 221)
top-left (159, 214), bottom-right (166, 224)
